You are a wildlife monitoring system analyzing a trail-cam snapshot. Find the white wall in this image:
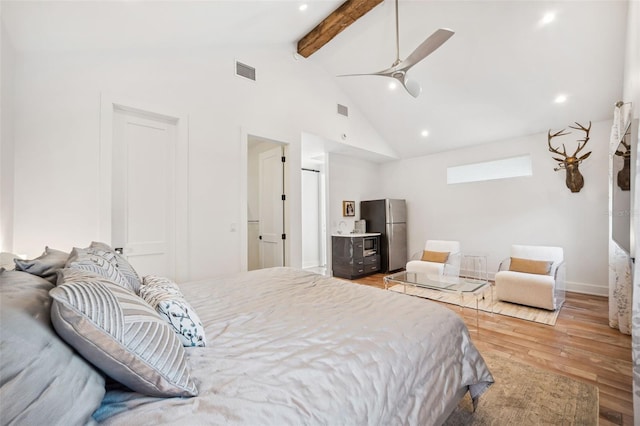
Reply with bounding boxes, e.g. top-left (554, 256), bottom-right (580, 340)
top-left (623, 0), bottom-right (640, 117)
top-left (380, 120), bottom-right (612, 295)
top-left (0, 10), bottom-right (15, 253)
top-left (328, 153), bottom-right (382, 236)
top-left (10, 45), bottom-right (393, 280)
